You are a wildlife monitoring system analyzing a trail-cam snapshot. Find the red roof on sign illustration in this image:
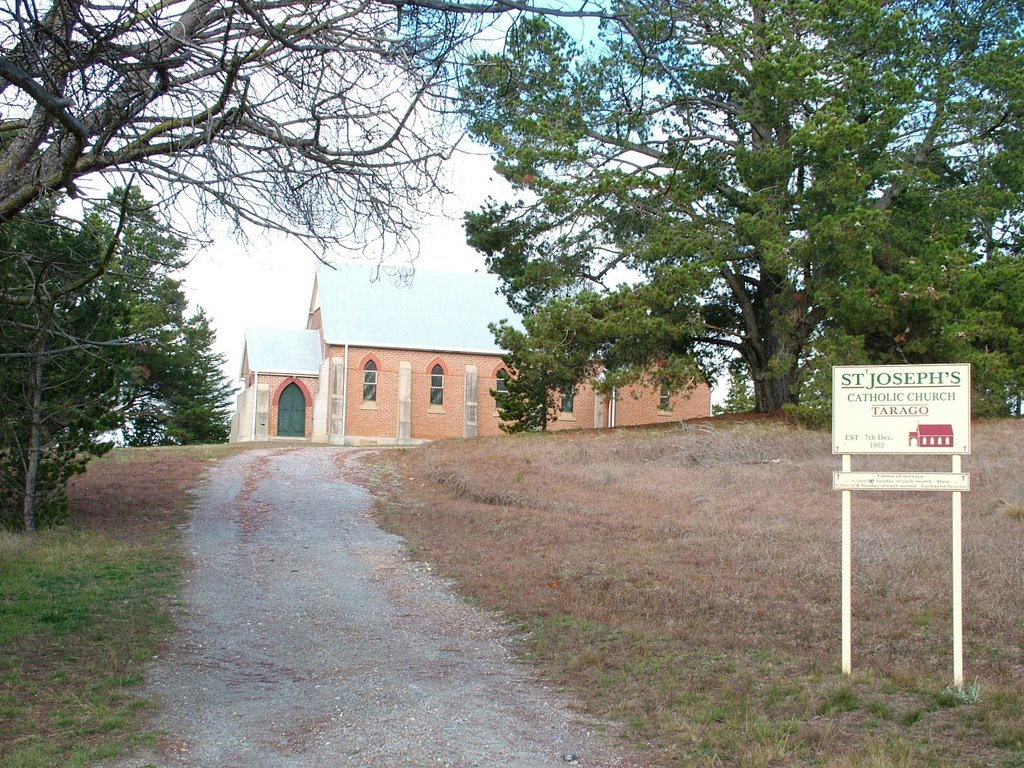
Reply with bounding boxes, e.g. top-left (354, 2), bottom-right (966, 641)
top-left (908, 423), bottom-right (955, 448)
